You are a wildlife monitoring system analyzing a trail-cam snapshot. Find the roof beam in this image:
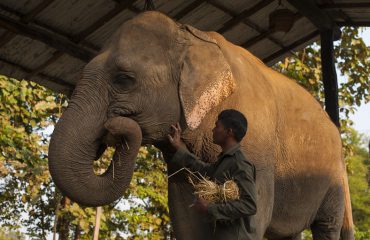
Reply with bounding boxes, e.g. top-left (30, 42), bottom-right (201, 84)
top-left (0, 0), bottom-right (56, 47)
top-left (263, 30), bottom-right (320, 64)
top-left (174, 0), bottom-right (206, 20)
top-left (73, 0), bottom-right (137, 42)
top-left (0, 13), bottom-right (97, 62)
top-left (242, 13), bottom-right (303, 48)
top-left (0, 57), bottom-right (74, 90)
top-left (217, 0), bottom-right (275, 34)
top-left (319, 3), bottom-right (370, 9)
top-left (21, 0), bottom-right (56, 23)
top-left (0, 0), bottom-right (141, 84)
top-left (337, 21), bottom-right (370, 27)
top-left (26, 51), bottom-right (64, 79)
top-left (241, 29), bottom-right (275, 48)
top-left (34, 0), bottom-right (136, 79)
top-left (287, 0), bottom-right (341, 39)
top-left (114, 0), bottom-right (206, 21)
top-left (0, 31), bottom-right (16, 46)
top-left (209, 1), bottom-right (286, 49)
top-left (0, 1), bottom-right (75, 90)
top-left (0, 3), bottom-right (99, 51)
top-left (319, 0), bottom-right (356, 27)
